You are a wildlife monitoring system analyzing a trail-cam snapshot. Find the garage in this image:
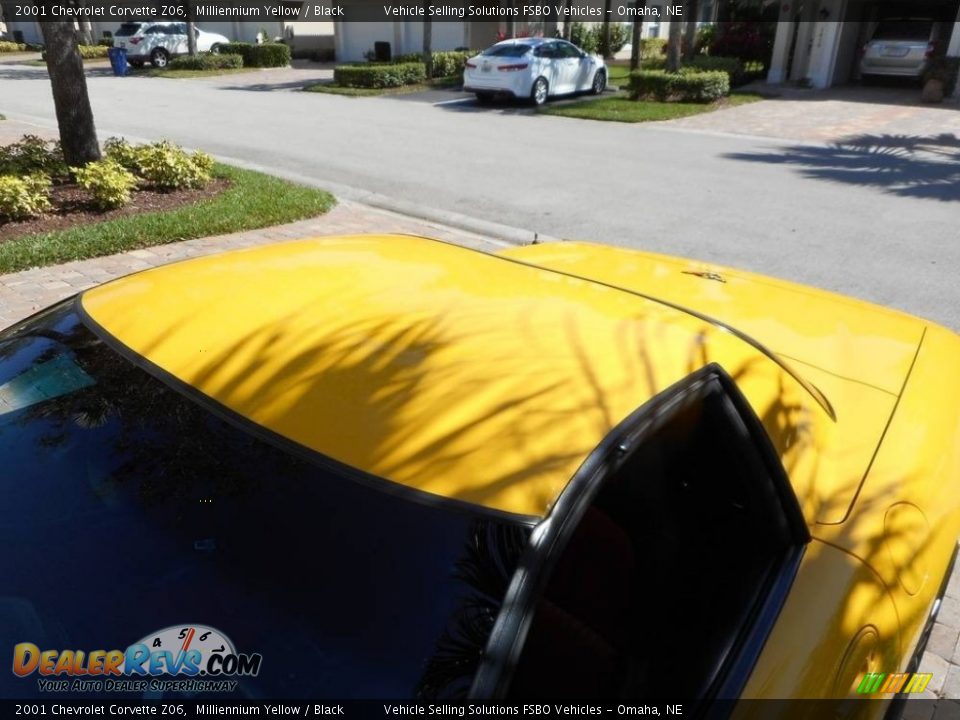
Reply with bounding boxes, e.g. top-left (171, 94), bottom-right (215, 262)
top-left (767, 0), bottom-right (960, 91)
